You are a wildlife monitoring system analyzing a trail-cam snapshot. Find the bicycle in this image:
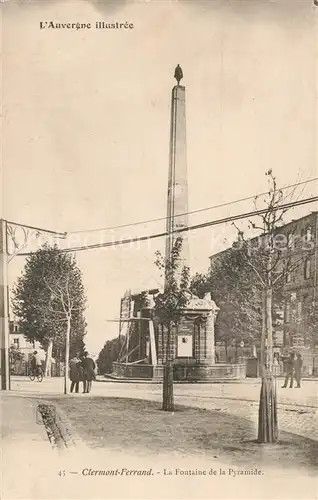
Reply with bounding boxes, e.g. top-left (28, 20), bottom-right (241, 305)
top-left (29, 366), bottom-right (44, 382)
